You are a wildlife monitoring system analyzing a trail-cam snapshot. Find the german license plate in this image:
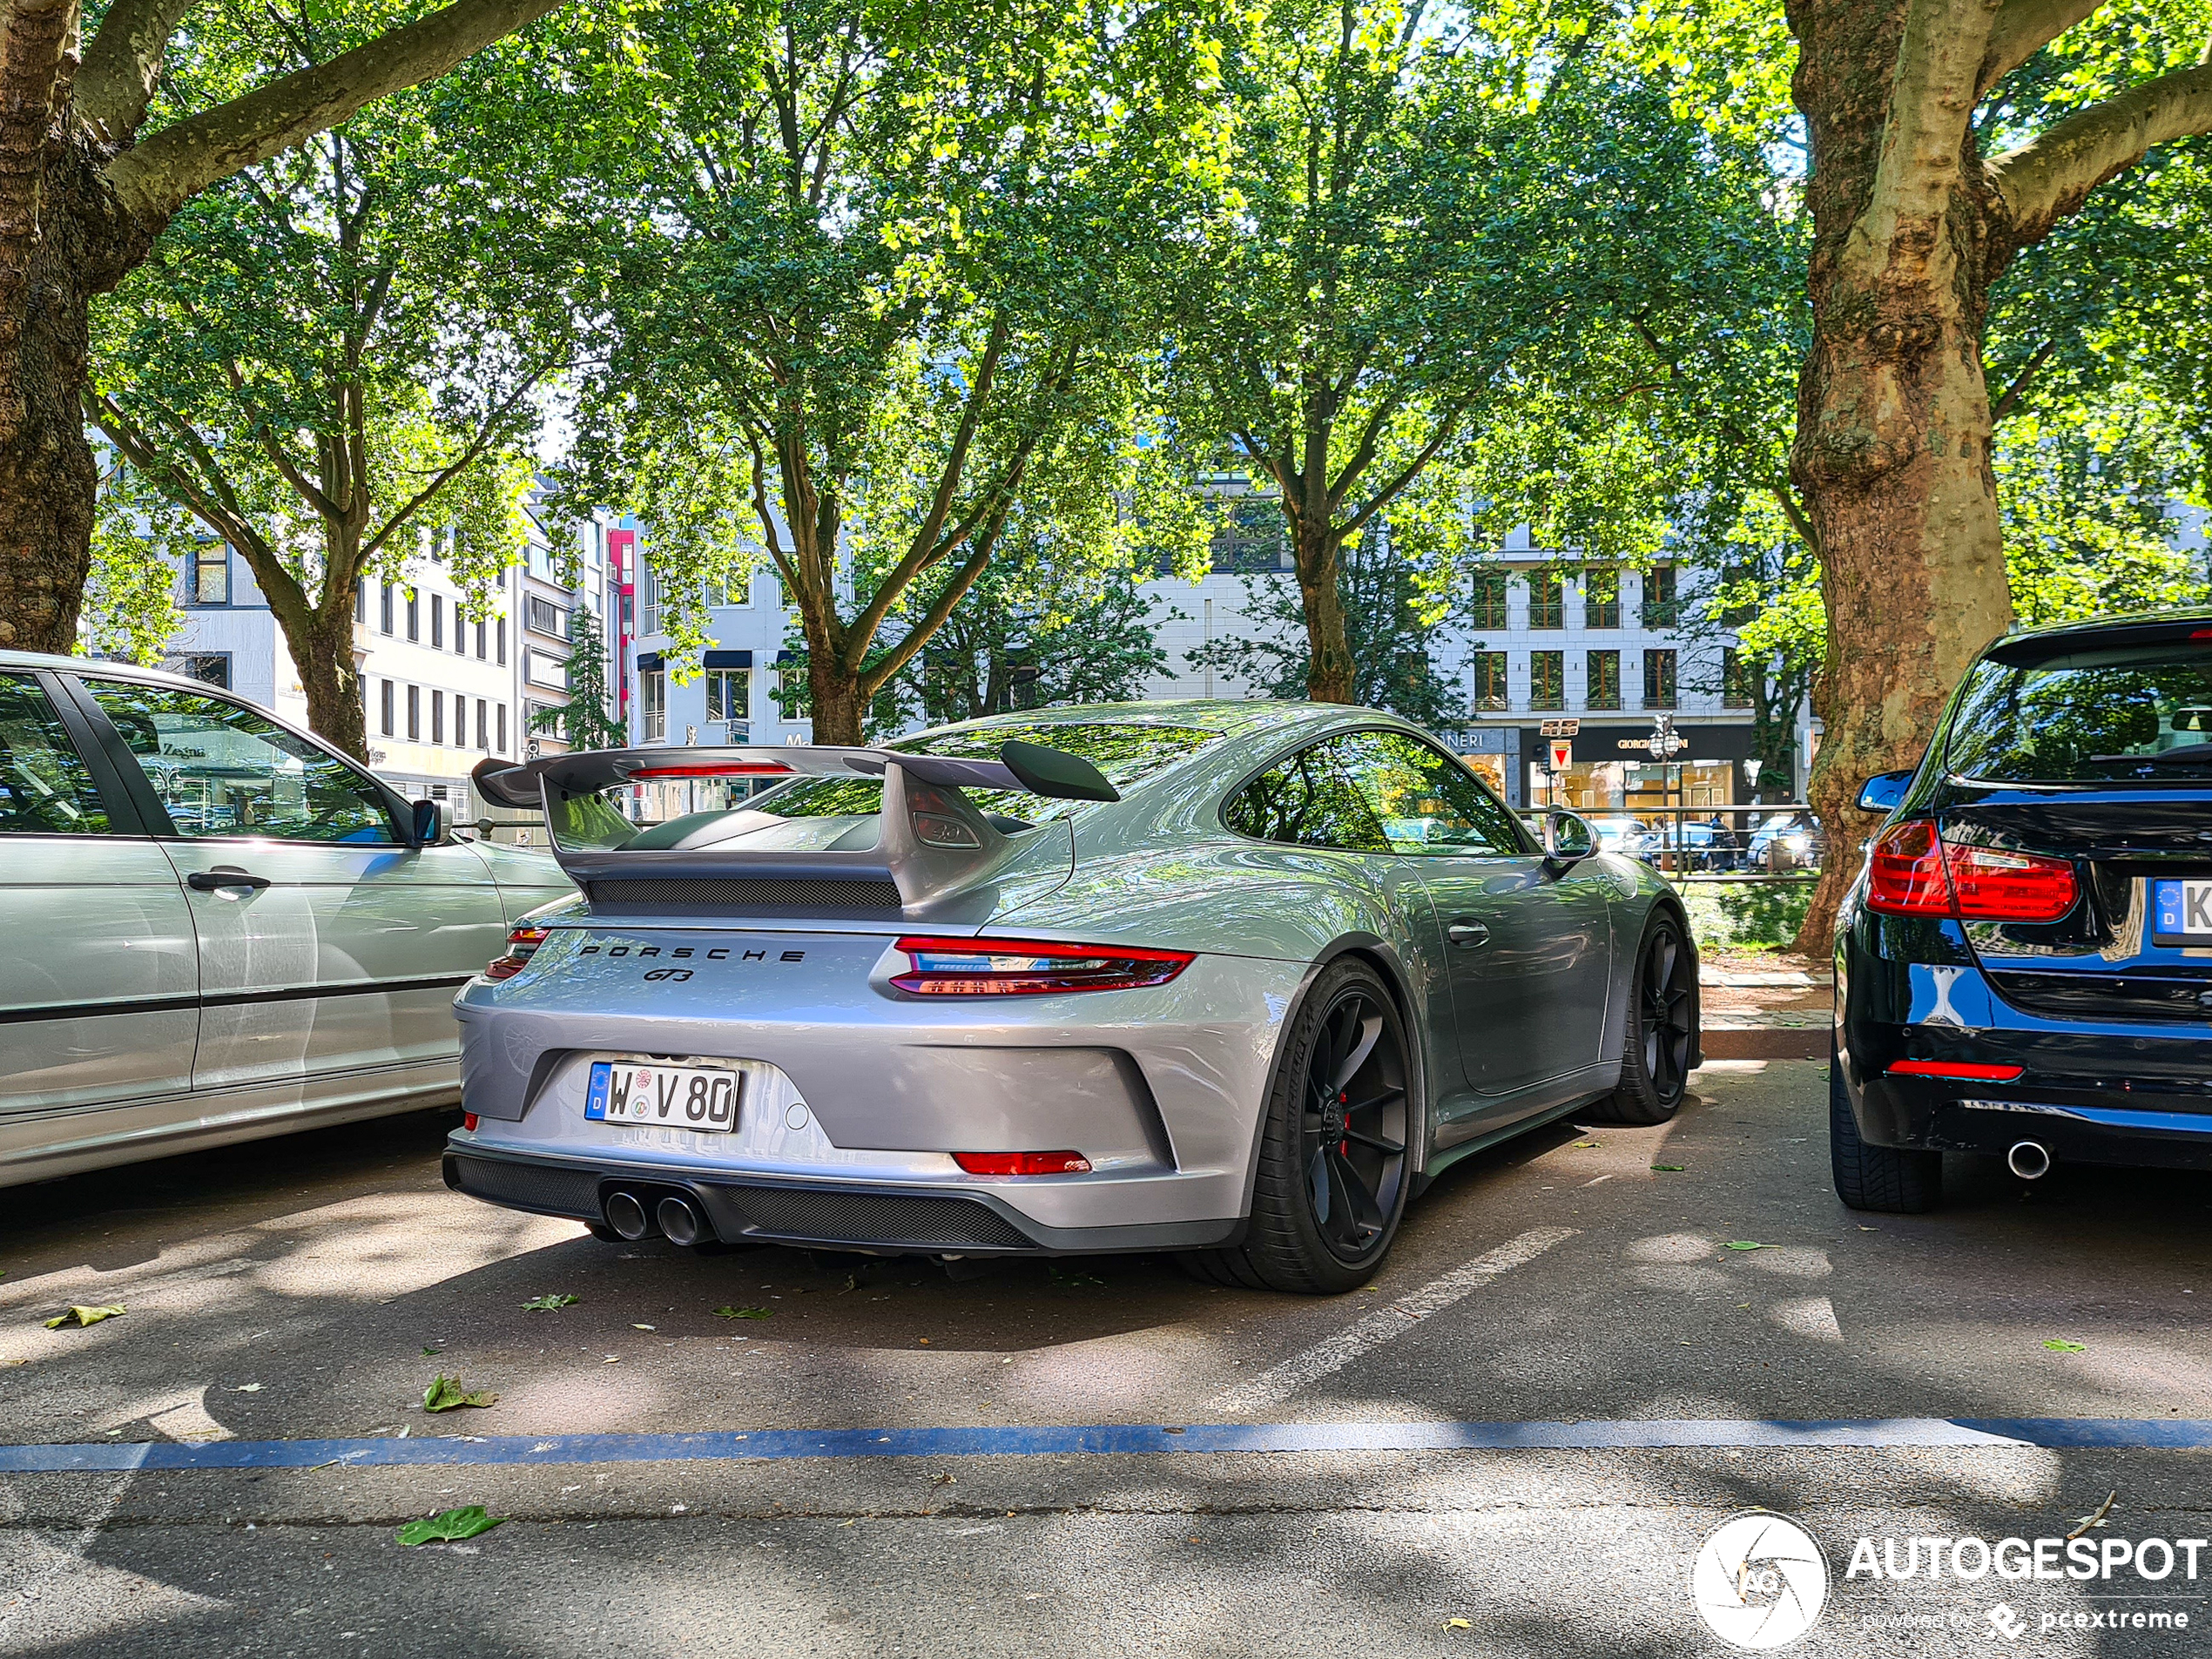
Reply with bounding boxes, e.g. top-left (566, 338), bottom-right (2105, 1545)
top-left (2152, 879), bottom-right (2212, 943)
top-left (584, 1061), bottom-right (740, 1132)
